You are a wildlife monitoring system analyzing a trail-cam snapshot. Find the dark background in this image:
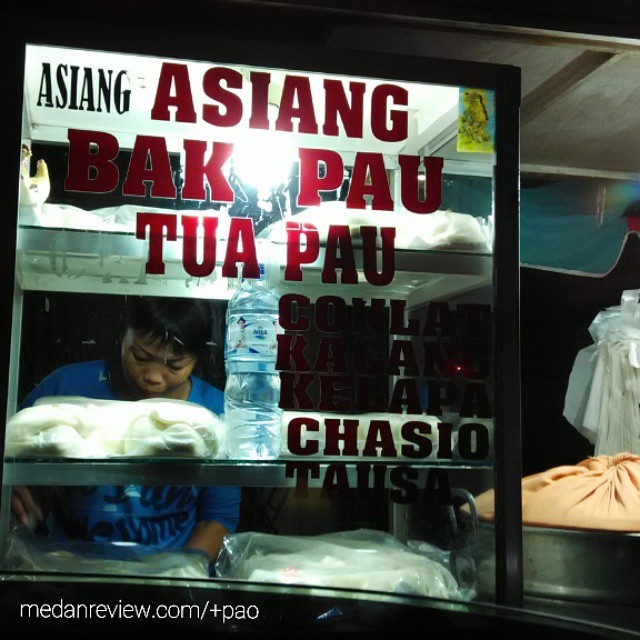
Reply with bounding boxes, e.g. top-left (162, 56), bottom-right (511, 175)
top-left (8, 1), bottom-right (640, 44)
